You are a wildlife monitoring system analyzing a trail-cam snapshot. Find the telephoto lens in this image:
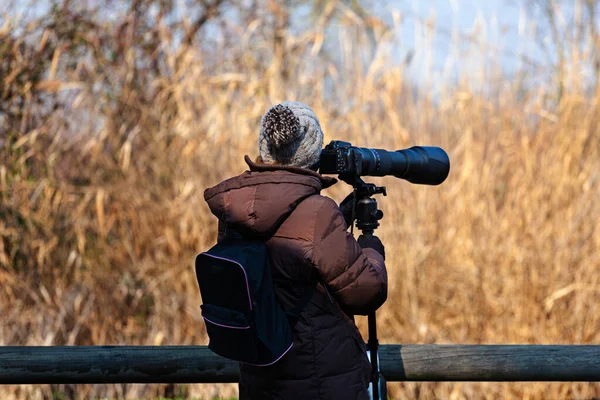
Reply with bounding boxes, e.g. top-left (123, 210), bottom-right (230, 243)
top-left (355, 146), bottom-right (450, 185)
